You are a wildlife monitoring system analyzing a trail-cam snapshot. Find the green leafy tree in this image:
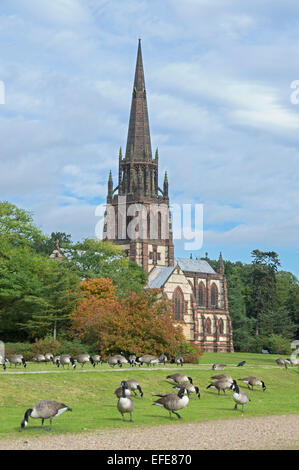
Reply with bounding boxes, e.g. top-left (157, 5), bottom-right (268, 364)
top-left (0, 201), bottom-right (45, 248)
top-left (67, 238), bottom-right (147, 297)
